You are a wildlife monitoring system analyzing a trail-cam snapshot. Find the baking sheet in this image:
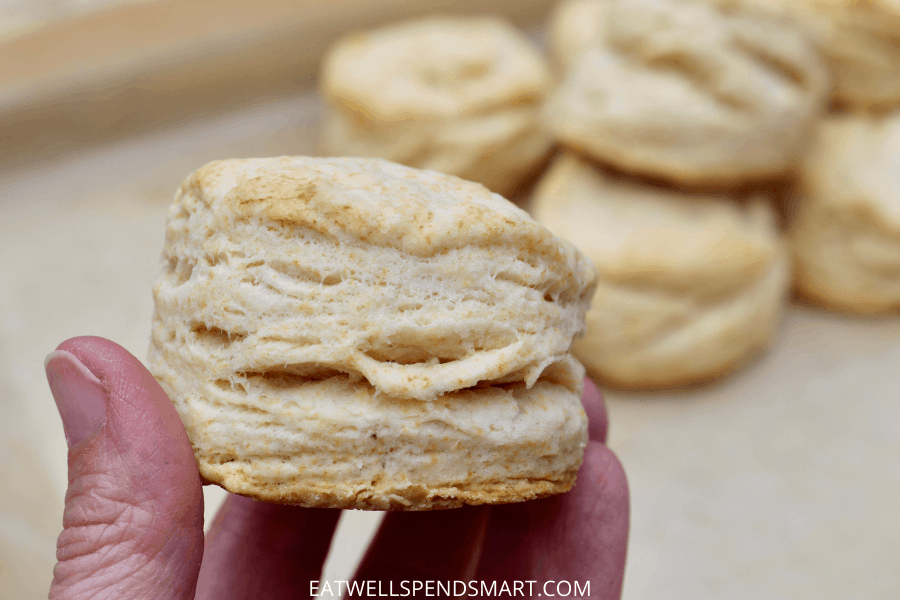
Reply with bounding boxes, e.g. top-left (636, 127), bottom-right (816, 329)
top-left (2, 91), bottom-right (898, 600)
